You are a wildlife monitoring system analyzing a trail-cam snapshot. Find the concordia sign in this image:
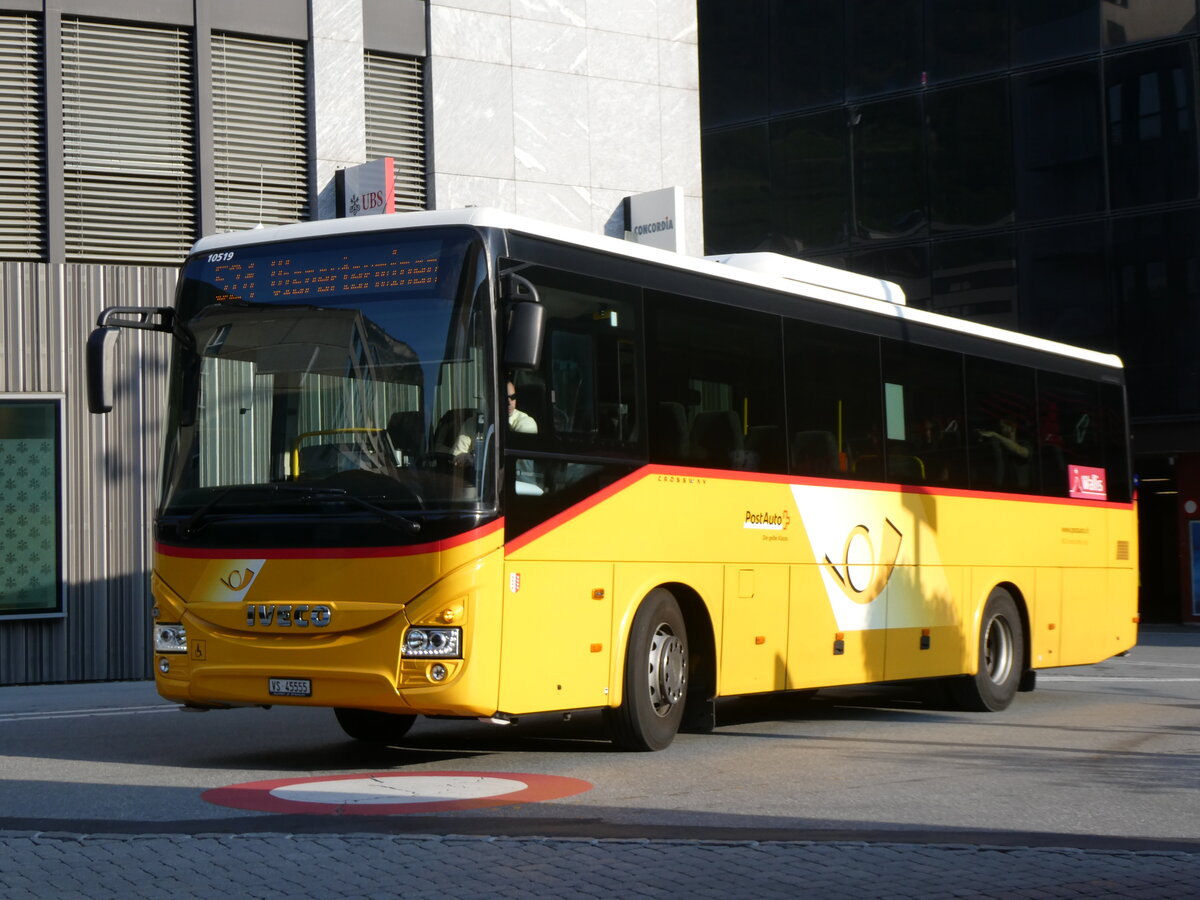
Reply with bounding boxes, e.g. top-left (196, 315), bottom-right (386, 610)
top-left (624, 185), bottom-right (686, 253)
